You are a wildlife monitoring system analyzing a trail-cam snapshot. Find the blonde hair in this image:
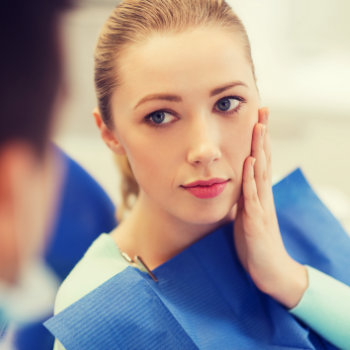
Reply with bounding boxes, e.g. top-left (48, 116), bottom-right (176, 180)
top-left (94, 0), bottom-right (255, 220)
